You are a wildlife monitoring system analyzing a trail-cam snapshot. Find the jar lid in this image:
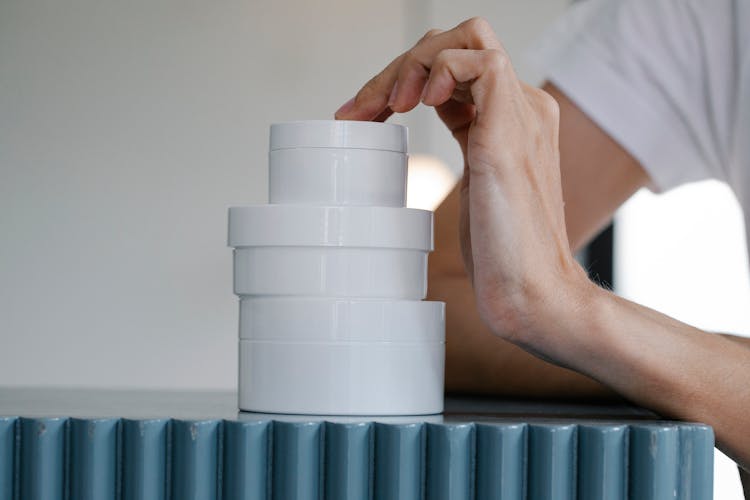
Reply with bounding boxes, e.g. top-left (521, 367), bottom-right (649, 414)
top-left (269, 120), bottom-right (408, 153)
top-left (228, 205), bottom-right (432, 250)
